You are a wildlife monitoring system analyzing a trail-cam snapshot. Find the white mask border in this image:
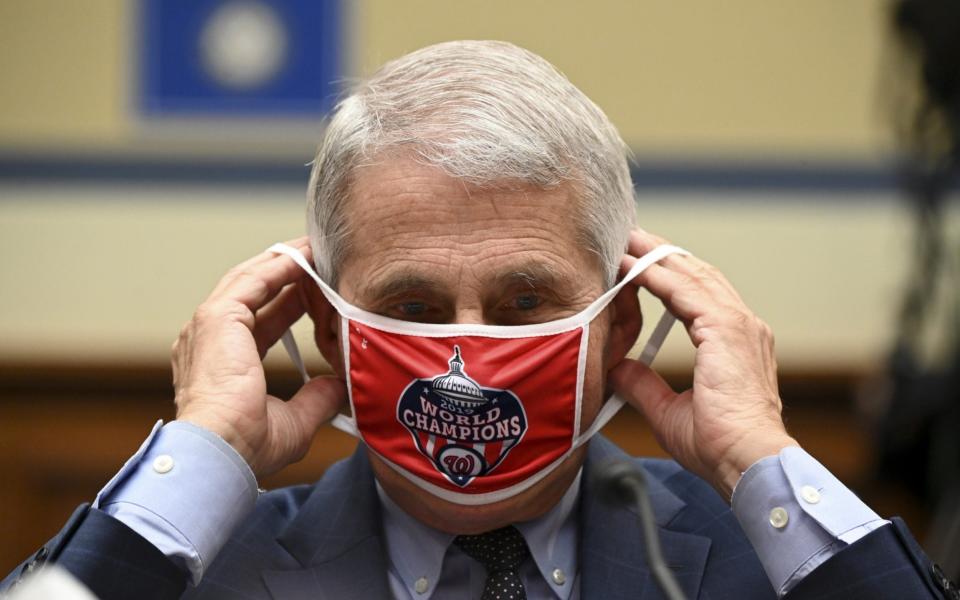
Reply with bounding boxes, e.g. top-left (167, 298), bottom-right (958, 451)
top-left (268, 242), bottom-right (688, 338)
